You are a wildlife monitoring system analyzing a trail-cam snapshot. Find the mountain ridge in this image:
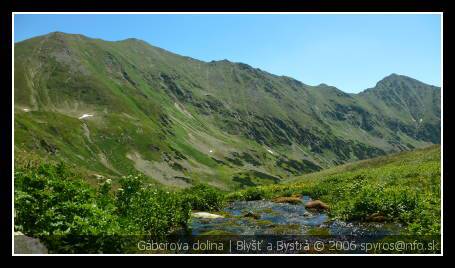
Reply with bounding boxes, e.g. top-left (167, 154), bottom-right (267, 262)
top-left (16, 32), bottom-right (440, 93)
top-left (14, 31), bottom-right (441, 190)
